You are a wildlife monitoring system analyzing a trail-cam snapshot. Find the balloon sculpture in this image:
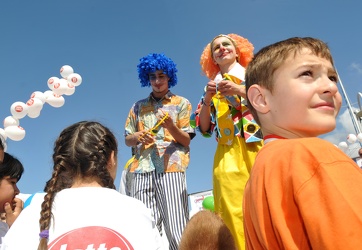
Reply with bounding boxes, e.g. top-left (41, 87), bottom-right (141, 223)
top-left (202, 195), bottom-right (215, 212)
top-left (0, 65), bottom-right (82, 144)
